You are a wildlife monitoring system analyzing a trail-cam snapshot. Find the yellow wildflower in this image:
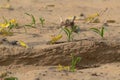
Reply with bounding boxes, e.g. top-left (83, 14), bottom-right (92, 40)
top-left (0, 23), bottom-right (10, 32)
top-left (10, 19), bottom-right (16, 24)
top-left (57, 64), bottom-right (63, 71)
top-left (0, 23), bottom-right (10, 28)
top-left (57, 64), bottom-right (70, 71)
top-left (18, 41), bottom-right (28, 48)
top-left (63, 66), bottom-right (70, 71)
top-left (50, 34), bottom-right (62, 44)
top-left (86, 13), bottom-right (99, 23)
